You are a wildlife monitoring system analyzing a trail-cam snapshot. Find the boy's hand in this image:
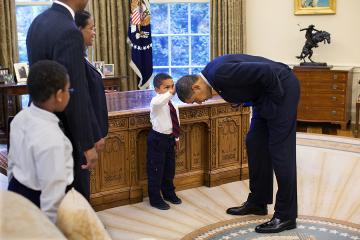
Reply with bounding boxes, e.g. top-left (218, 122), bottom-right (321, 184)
top-left (82, 147), bottom-right (98, 169)
top-left (170, 85), bottom-right (176, 95)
